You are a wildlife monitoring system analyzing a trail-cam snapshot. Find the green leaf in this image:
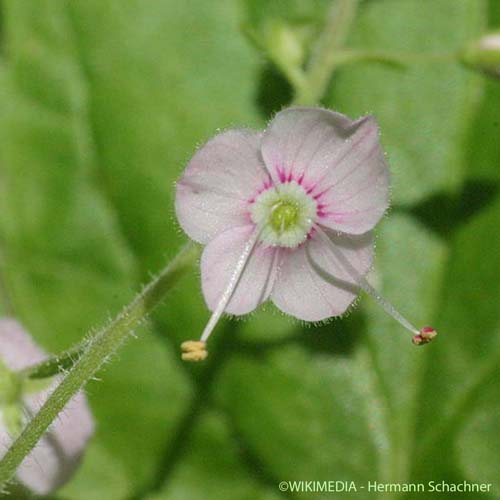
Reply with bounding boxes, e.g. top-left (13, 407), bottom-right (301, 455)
top-left (59, 442), bottom-right (132, 500)
top-left (64, 0), bottom-right (263, 347)
top-left (0, 0), bottom-right (264, 496)
top-left (412, 194), bottom-right (500, 492)
top-left (465, 80), bottom-right (500, 181)
top-left (465, 0), bottom-right (500, 182)
top-left (457, 404), bottom-right (500, 498)
top-left (146, 411), bottom-right (281, 500)
top-left (216, 346), bottom-right (381, 489)
top-left (244, 0), bottom-right (329, 28)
